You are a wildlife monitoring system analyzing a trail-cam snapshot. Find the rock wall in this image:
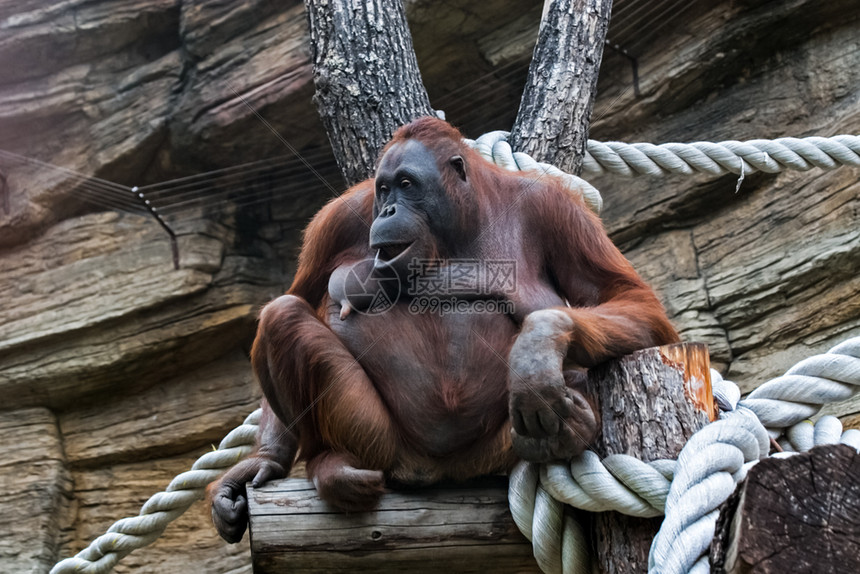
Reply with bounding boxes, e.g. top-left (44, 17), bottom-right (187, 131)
top-left (0, 0), bottom-right (857, 572)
